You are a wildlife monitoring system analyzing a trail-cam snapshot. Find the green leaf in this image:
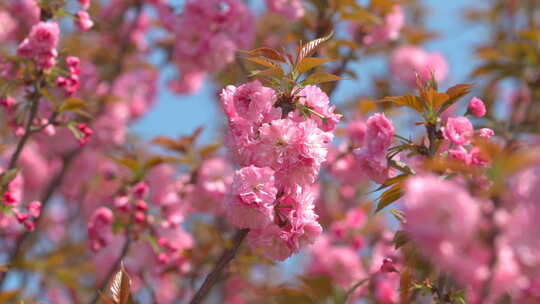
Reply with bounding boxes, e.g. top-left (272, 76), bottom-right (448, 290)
top-left (375, 182), bottom-right (404, 212)
top-left (59, 97), bottom-right (85, 113)
top-left (296, 57), bottom-right (332, 75)
top-left (392, 230), bottom-right (410, 249)
top-left (302, 72), bottom-right (344, 85)
top-left (0, 168), bottom-right (20, 187)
